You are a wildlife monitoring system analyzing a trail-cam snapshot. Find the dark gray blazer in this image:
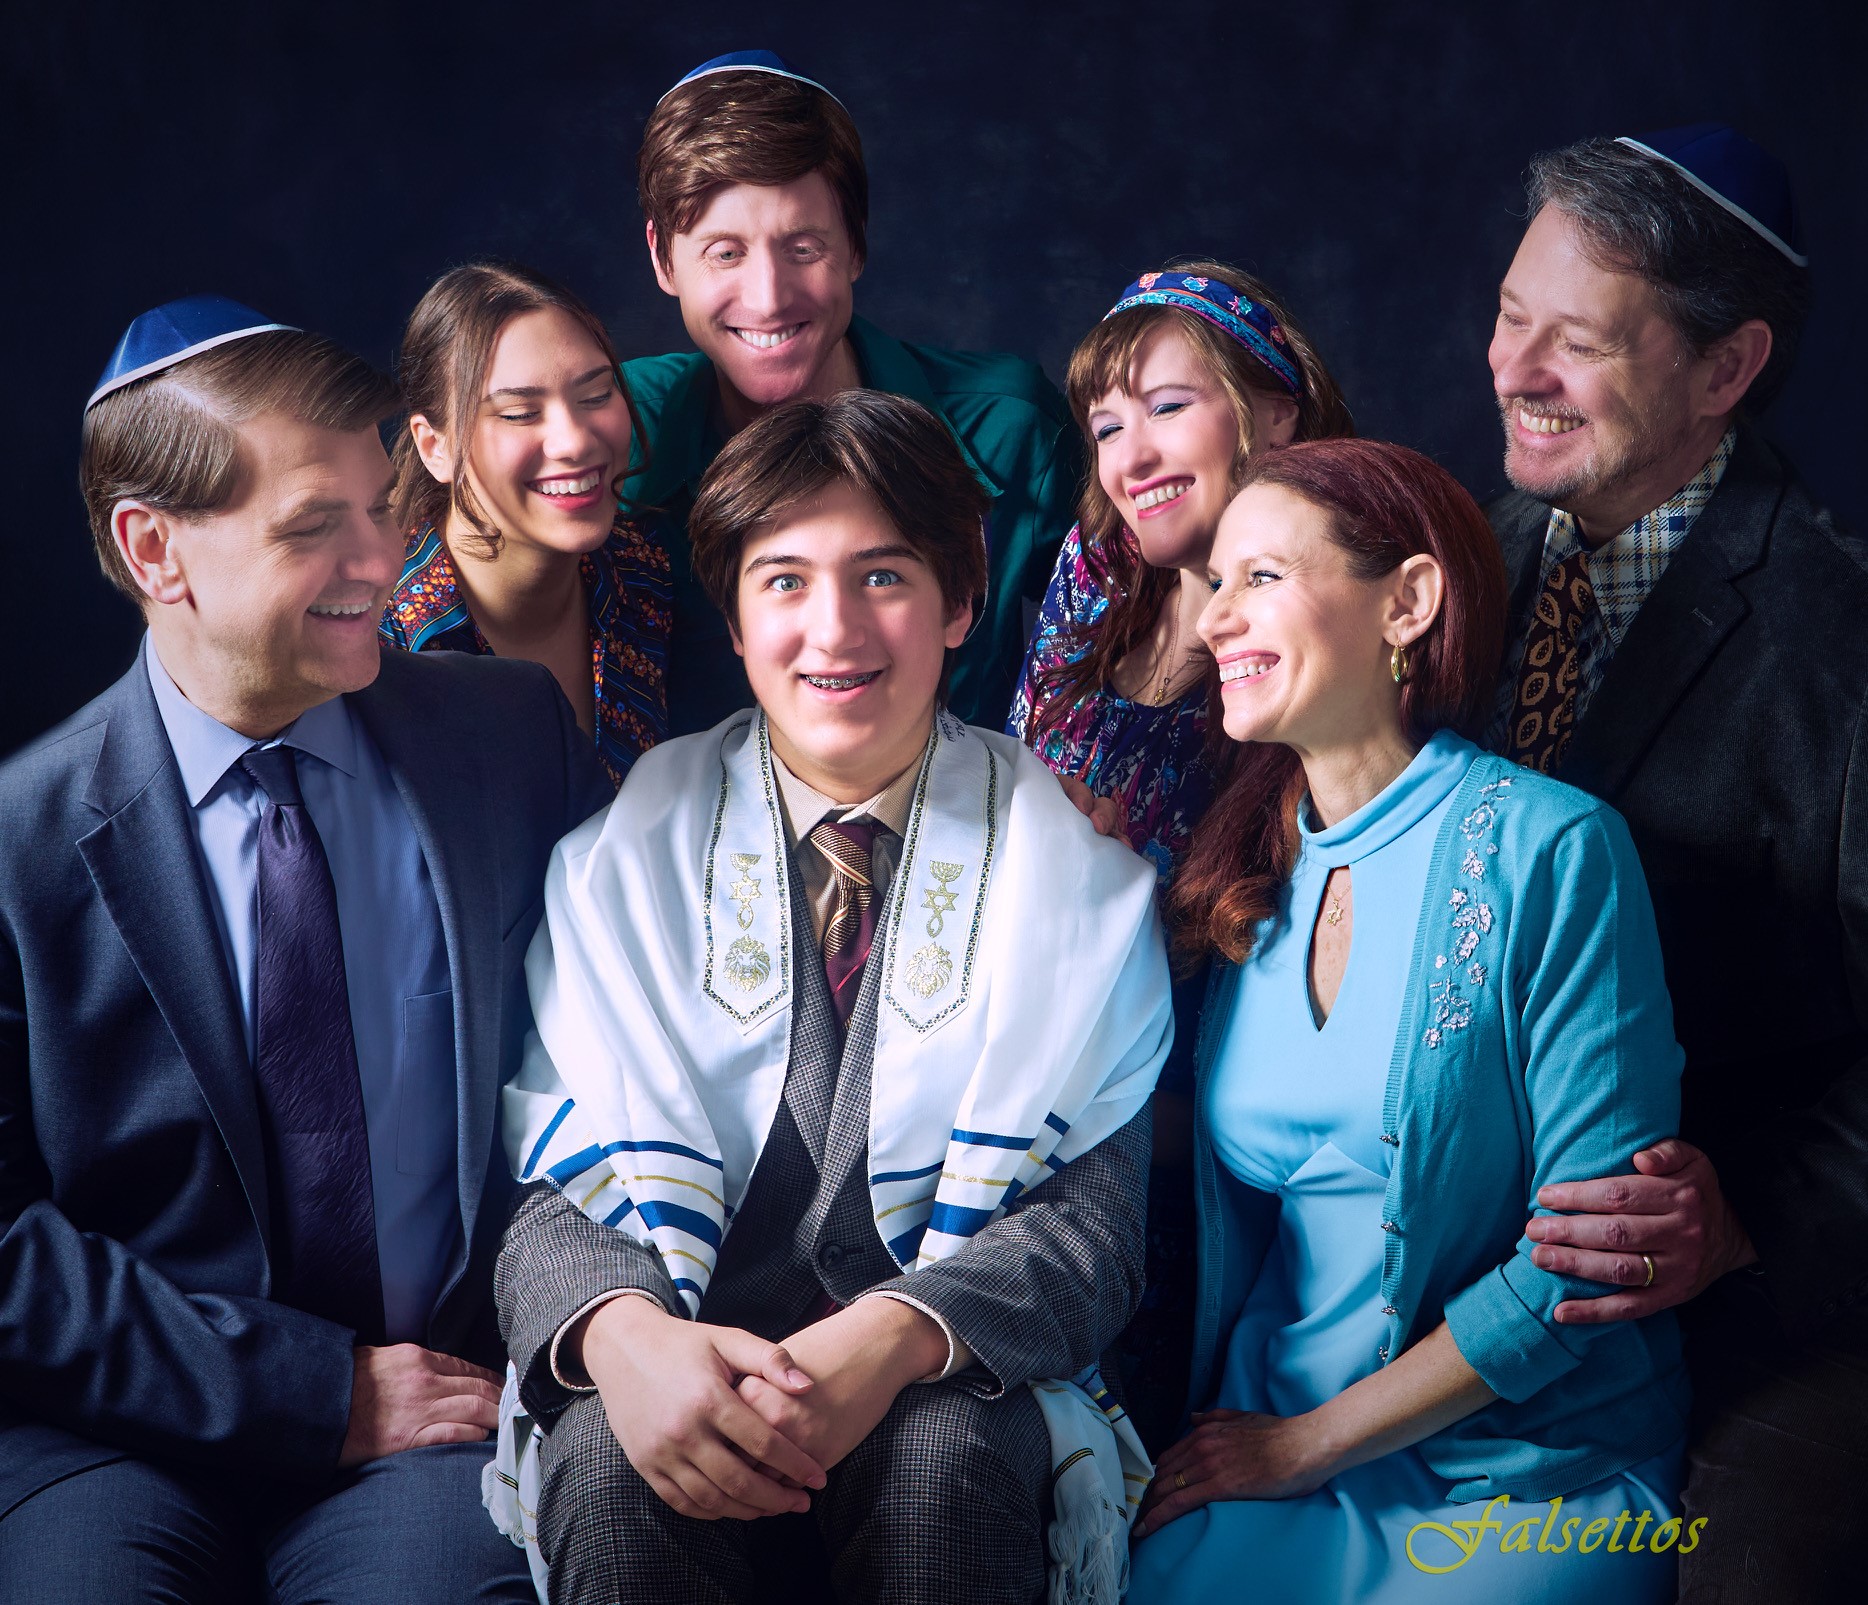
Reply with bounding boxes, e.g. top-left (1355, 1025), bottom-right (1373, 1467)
top-left (0, 645), bottom-right (612, 1519)
top-left (498, 853), bottom-right (1152, 1432)
top-left (1489, 424), bottom-right (1868, 1345)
